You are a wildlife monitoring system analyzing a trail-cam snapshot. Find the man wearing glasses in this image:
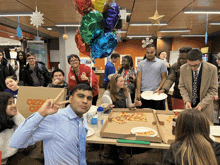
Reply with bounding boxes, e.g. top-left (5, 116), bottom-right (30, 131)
top-left (23, 52), bottom-right (51, 87)
top-left (179, 49), bottom-right (218, 122)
